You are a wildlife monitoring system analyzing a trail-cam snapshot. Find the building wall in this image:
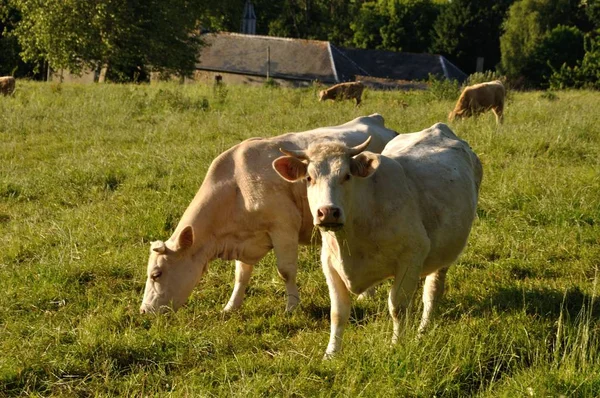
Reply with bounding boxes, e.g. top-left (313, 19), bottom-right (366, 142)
top-left (195, 70), bottom-right (317, 88)
top-left (49, 68), bottom-right (98, 83)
